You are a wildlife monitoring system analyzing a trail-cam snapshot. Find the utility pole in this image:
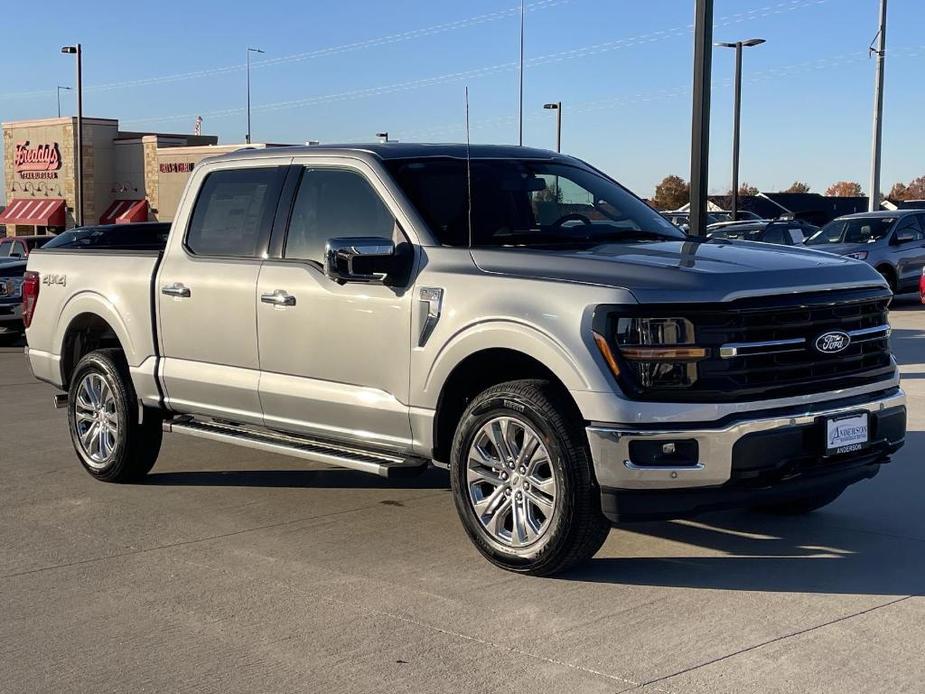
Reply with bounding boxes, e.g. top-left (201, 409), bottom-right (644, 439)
top-left (868, 0), bottom-right (887, 211)
top-left (688, 0), bottom-right (713, 237)
top-left (518, 0), bottom-right (525, 146)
